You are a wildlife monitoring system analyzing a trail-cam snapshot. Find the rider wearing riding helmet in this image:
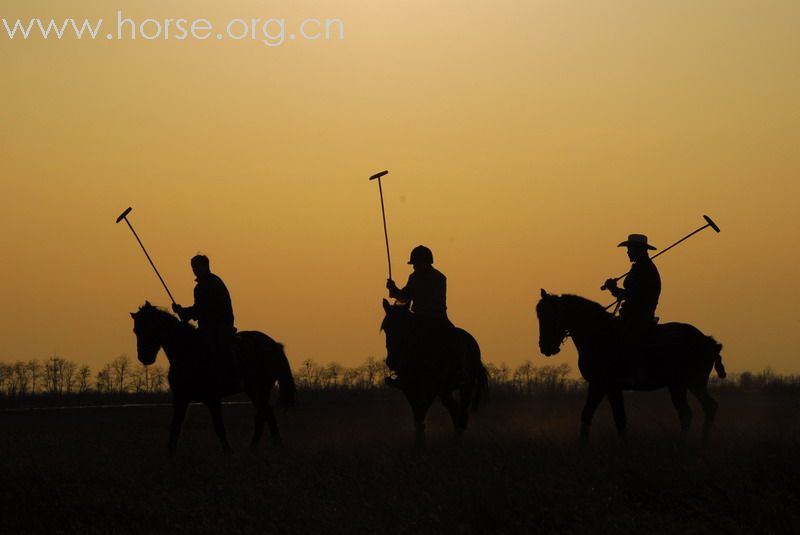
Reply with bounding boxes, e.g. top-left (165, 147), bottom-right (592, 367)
top-left (386, 245), bottom-right (460, 385)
